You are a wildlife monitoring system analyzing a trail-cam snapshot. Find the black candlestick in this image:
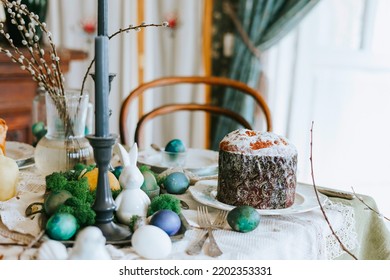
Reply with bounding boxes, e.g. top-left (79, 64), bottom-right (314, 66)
top-left (88, 0), bottom-right (130, 241)
top-left (90, 73), bottom-right (117, 93)
top-left (86, 135), bottom-right (130, 240)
